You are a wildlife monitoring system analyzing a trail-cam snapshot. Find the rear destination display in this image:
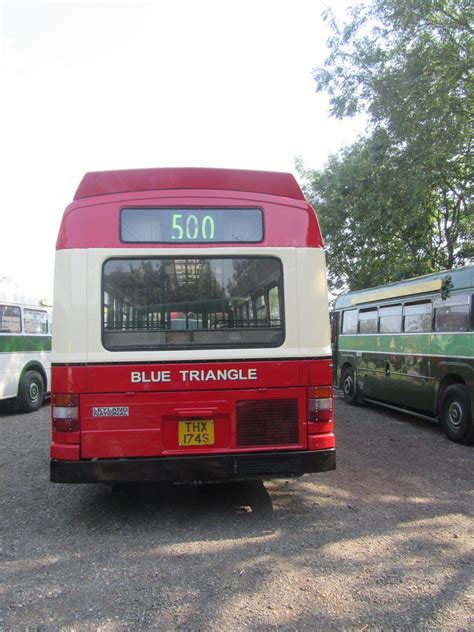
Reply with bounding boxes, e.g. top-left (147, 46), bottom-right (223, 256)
top-left (121, 207), bottom-right (263, 243)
